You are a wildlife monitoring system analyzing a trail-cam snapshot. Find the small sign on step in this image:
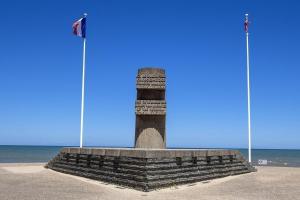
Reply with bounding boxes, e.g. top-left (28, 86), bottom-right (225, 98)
top-left (258, 159), bottom-right (268, 165)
